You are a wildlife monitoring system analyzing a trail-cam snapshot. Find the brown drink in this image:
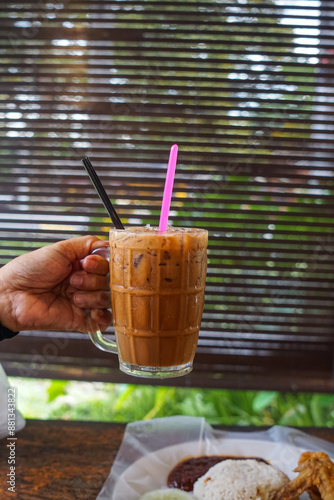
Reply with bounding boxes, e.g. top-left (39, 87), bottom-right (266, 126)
top-left (109, 226), bottom-right (208, 377)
